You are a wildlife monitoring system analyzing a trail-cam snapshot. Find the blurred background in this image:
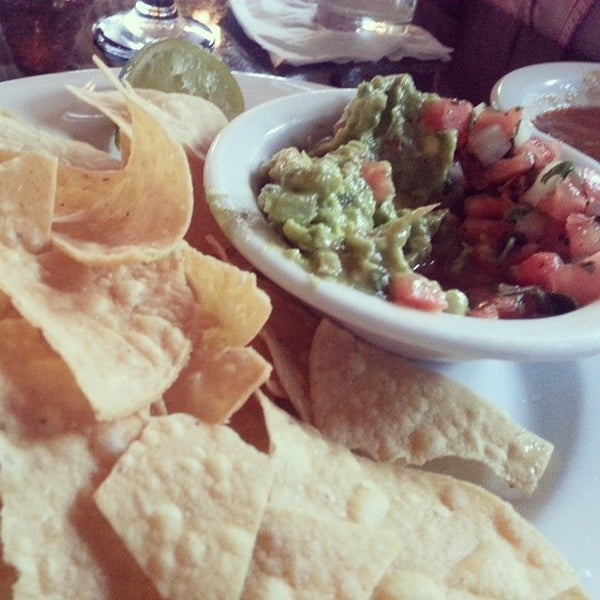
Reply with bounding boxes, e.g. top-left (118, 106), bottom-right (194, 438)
top-left (0, 0), bottom-right (597, 104)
